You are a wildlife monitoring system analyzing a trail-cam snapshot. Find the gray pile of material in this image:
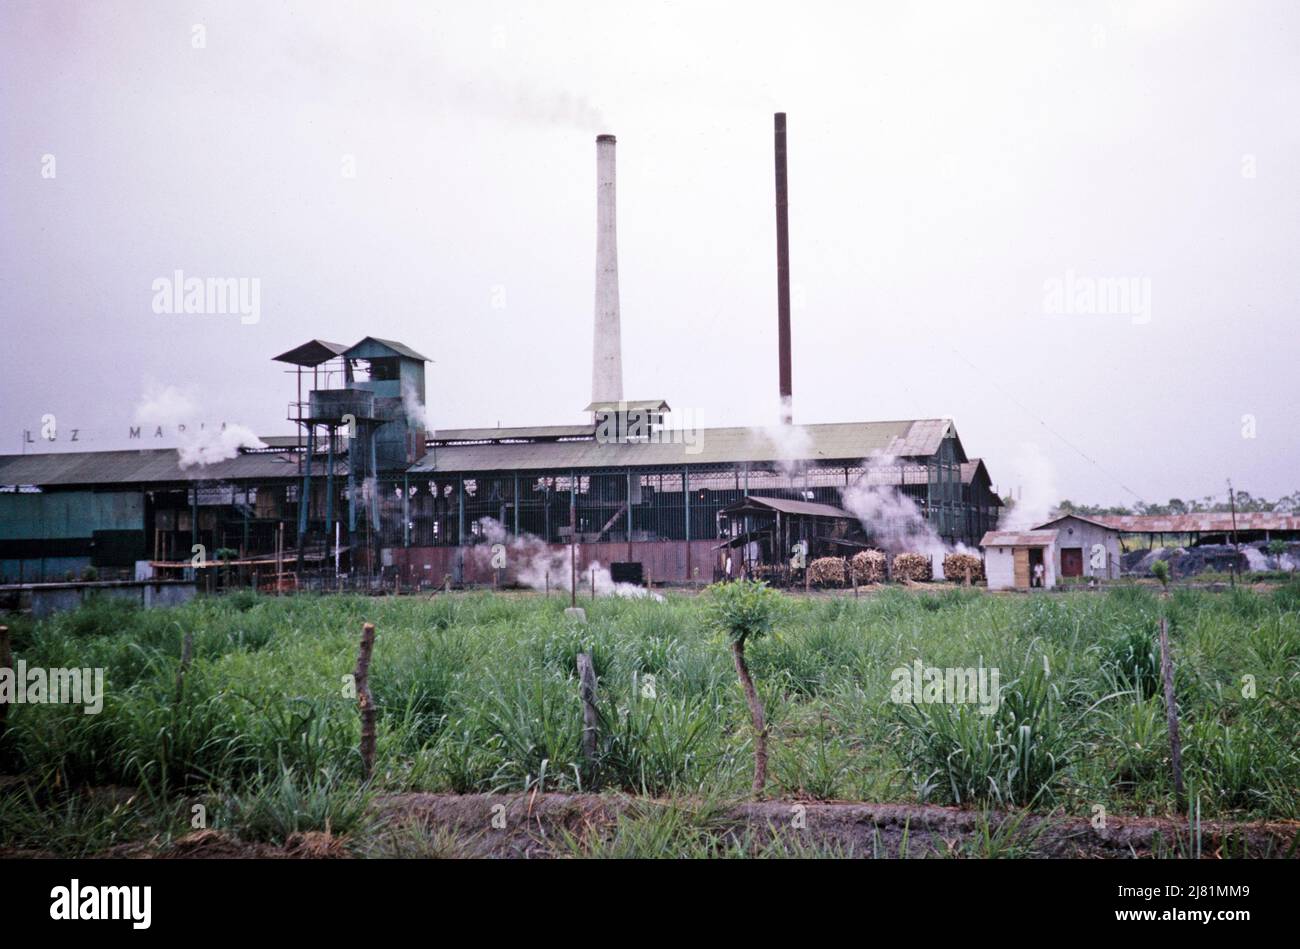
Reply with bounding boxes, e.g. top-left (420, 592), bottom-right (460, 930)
top-left (1121, 541), bottom-right (1296, 577)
